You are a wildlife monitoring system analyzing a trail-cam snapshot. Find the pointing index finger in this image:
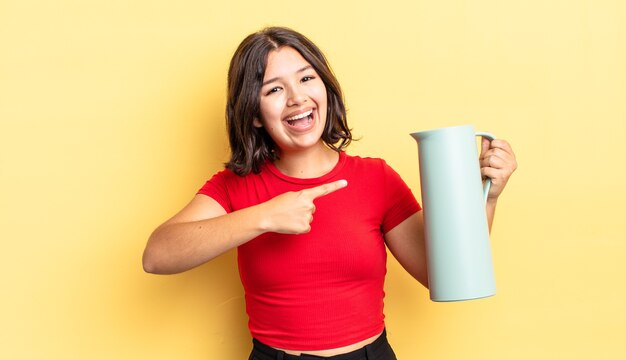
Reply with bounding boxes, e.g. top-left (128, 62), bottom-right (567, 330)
top-left (306, 179), bottom-right (348, 200)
